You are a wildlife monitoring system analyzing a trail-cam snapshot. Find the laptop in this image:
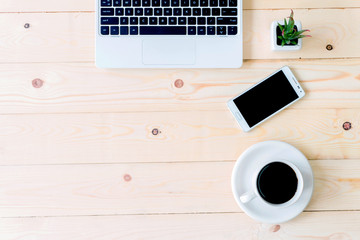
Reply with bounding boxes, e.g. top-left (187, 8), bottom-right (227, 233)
top-left (96, 0), bottom-right (242, 68)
